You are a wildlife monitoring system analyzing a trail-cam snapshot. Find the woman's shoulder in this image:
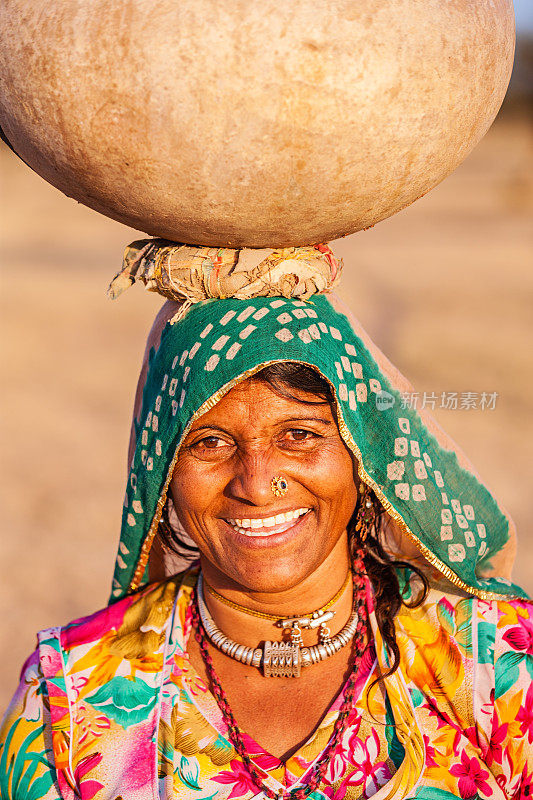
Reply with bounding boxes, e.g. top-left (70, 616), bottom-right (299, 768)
top-left (0, 574), bottom-right (189, 800)
top-left (51, 574), bottom-right (183, 655)
top-left (392, 575), bottom-right (532, 726)
top-left (396, 568), bottom-right (532, 624)
top-left (394, 572), bottom-right (532, 677)
top-left (2, 574), bottom-right (186, 730)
